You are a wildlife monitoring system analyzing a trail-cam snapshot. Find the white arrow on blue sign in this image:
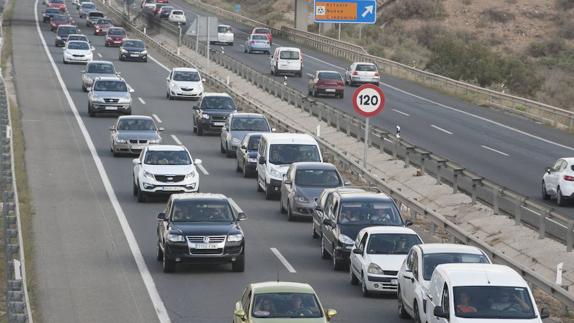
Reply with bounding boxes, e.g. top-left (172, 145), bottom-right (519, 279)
top-left (314, 0), bottom-right (377, 24)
